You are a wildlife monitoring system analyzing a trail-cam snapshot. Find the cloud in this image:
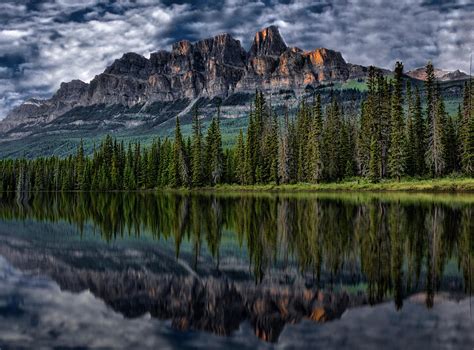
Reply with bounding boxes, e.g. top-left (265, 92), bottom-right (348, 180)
top-left (0, 0), bottom-right (472, 120)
